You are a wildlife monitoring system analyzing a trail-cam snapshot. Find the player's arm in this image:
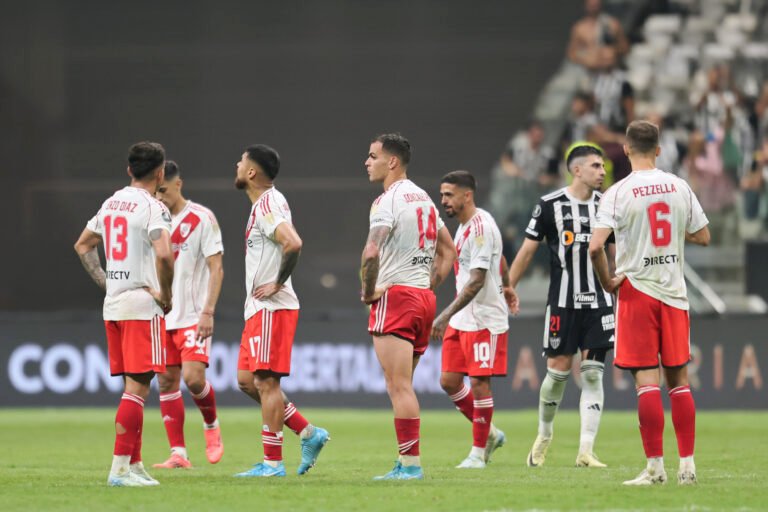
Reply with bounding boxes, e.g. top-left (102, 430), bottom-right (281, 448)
top-left (500, 255), bottom-right (515, 311)
top-left (197, 252), bottom-right (223, 340)
top-left (686, 225), bottom-right (711, 246)
top-left (431, 267), bottom-right (486, 340)
top-left (606, 240), bottom-right (617, 278)
top-left (360, 225), bottom-right (391, 304)
top-left (151, 228), bottom-right (174, 313)
top-left (589, 227), bottom-right (624, 294)
top-left (506, 238), bottom-right (540, 315)
top-left (253, 222), bottom-right (302, 299)
top-left (429, 225), bottom-right (457, 290)
top-left (74, 228), bottom-right (106, 291)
